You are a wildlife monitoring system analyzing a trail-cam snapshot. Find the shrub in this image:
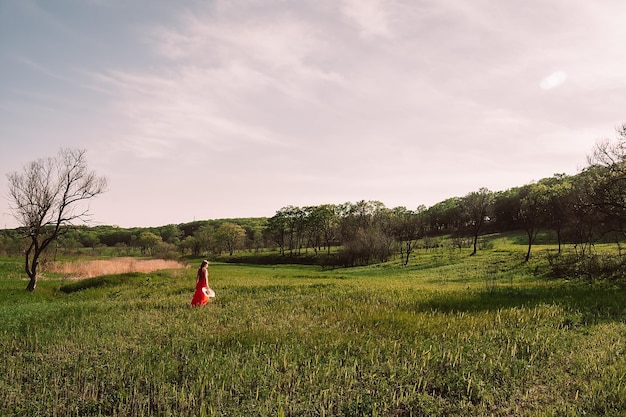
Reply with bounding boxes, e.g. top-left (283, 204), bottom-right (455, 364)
top-left (338, 228), bottom-right (394, 267)
top-left (546, 251), bottom-right (626, 281)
